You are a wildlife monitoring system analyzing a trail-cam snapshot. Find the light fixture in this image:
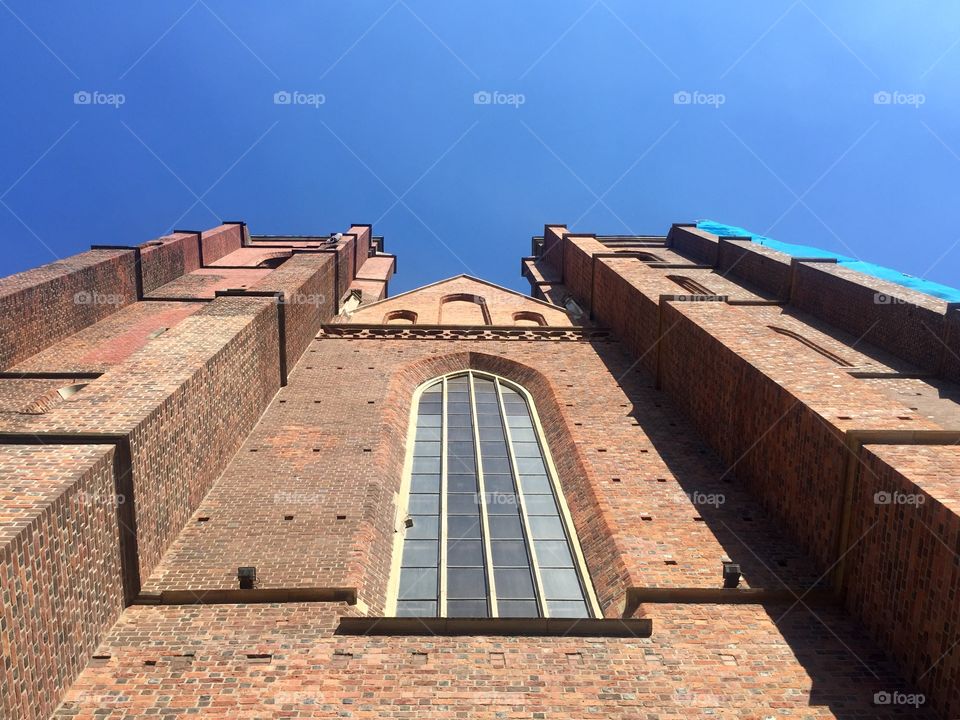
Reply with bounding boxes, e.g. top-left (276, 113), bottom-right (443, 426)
top-left (238, 566), bottom-right (257, 590)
